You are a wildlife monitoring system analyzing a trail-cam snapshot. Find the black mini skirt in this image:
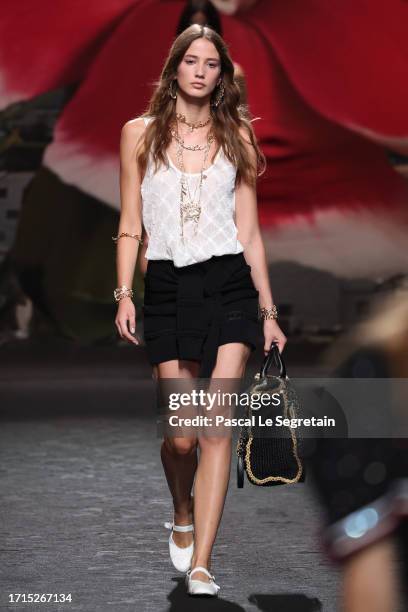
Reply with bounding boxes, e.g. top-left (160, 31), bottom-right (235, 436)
top-left (141, 252), bottom-right (261, 377)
